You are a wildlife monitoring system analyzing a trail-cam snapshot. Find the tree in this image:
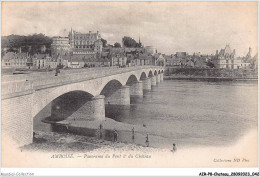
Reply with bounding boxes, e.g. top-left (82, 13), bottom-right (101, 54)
top-left (122, 36), bottom-right (139, 48)
top-left (114, 42), bottom-right (121, 48)
top-left (190, 57), bottom-right (198, 67)
top-left (101, 38), bottom-right (107, 47)
top-left (206, 60), bottom-right (215, 68)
